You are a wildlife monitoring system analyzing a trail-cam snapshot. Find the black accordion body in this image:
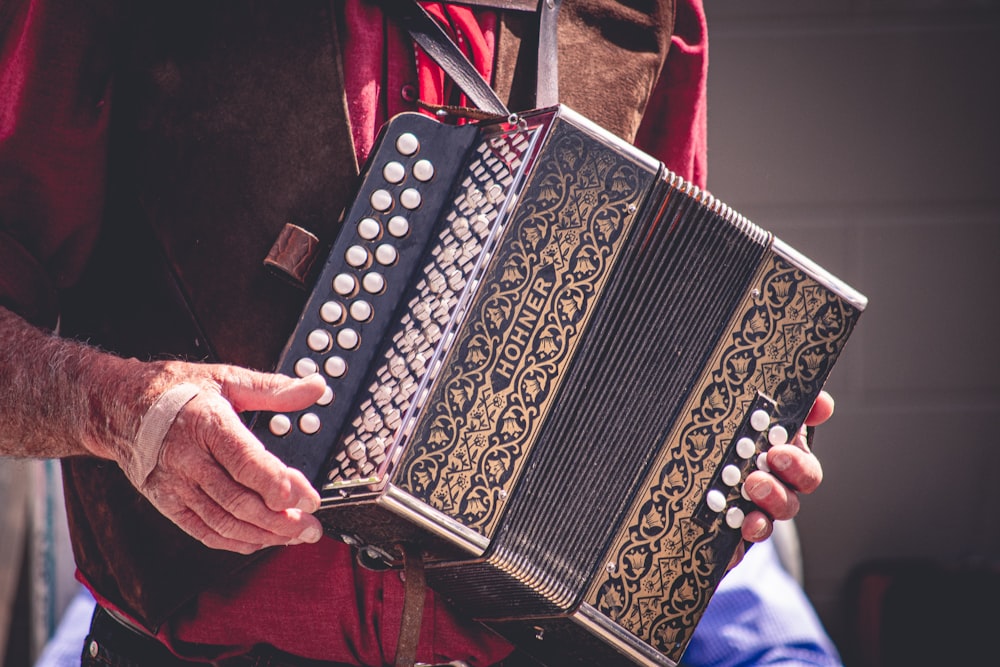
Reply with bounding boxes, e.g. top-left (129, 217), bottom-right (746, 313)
top-left (252, 106), bottom-right (866, 666)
